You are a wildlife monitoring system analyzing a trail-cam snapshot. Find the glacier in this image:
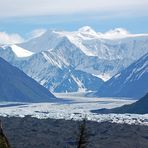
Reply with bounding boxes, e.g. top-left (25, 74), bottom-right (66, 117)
top-left (0, 93), bottom-right (148, 126)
